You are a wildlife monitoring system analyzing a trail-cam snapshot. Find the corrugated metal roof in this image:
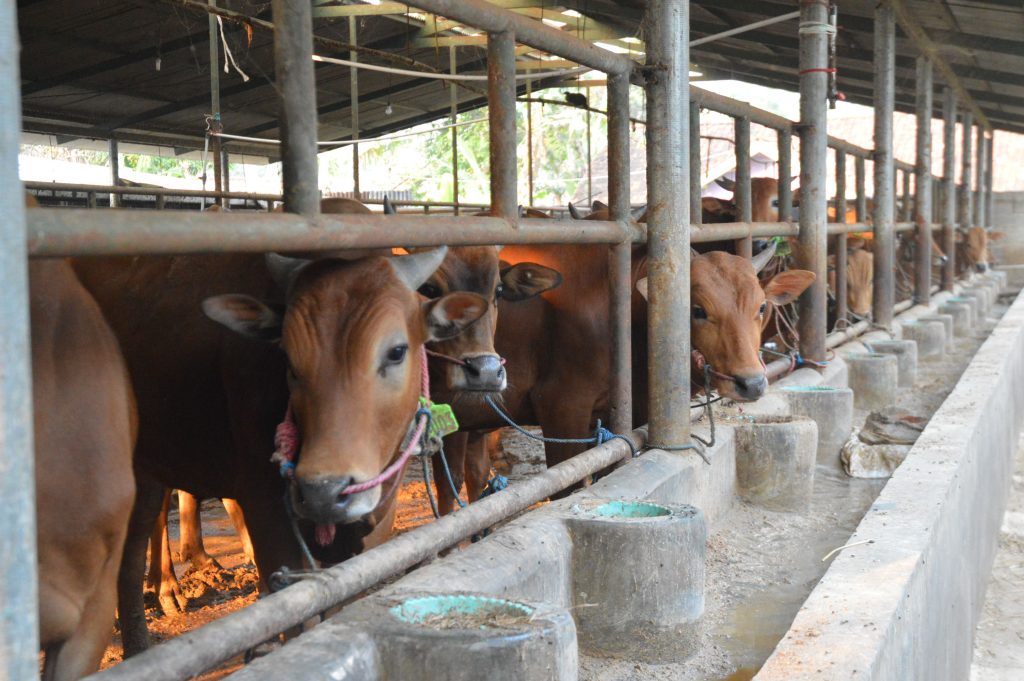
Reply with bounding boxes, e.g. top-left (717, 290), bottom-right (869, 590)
top-left (15, 1), bottom-right (1024, 159)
